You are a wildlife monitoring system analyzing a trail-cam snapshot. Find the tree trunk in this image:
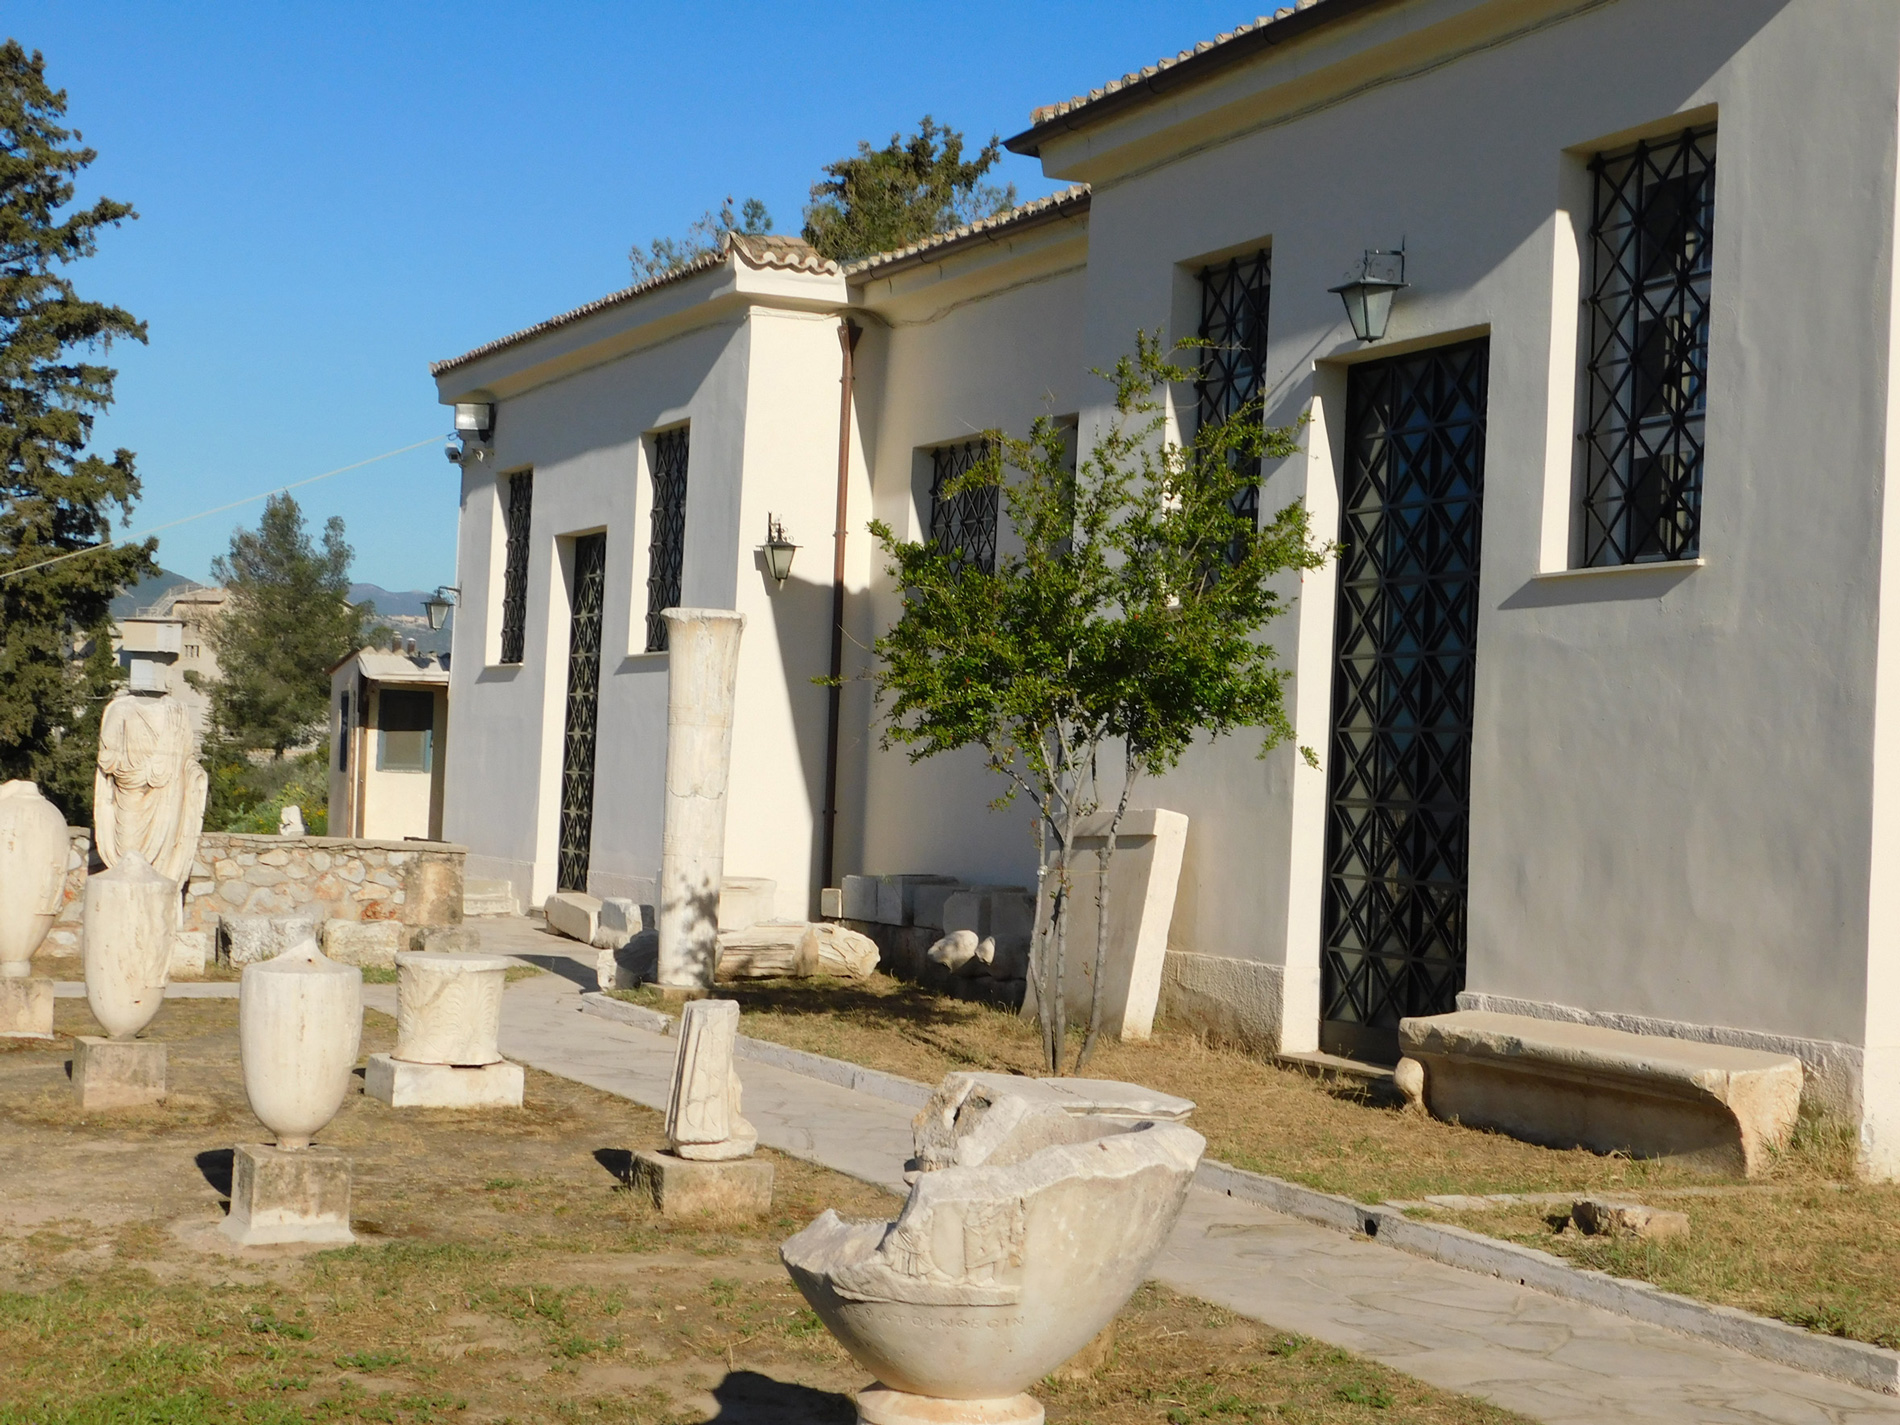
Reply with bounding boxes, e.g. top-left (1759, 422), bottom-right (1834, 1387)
top-left (1075, 769), bottom-right (1135, 1073)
